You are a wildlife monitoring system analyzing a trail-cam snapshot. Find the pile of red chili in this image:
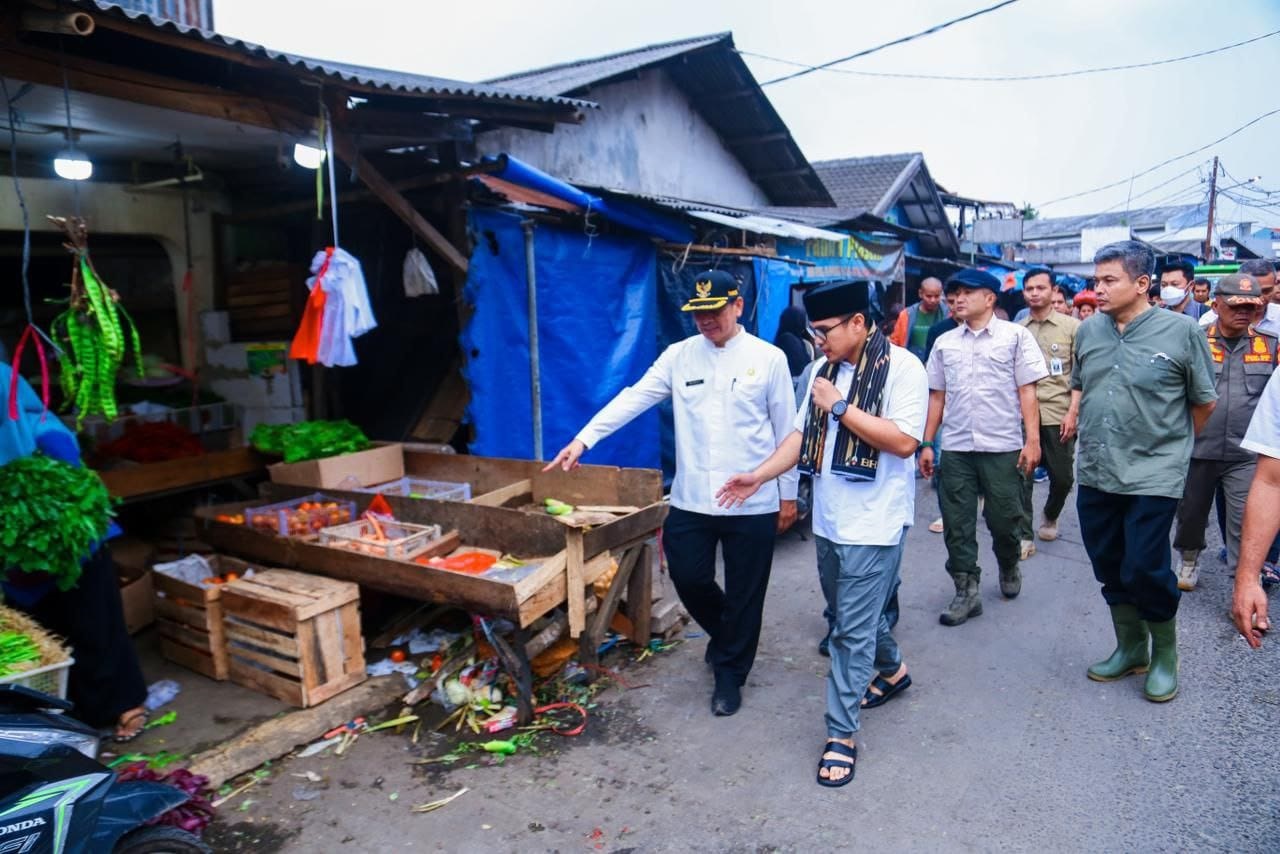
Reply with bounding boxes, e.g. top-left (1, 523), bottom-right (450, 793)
top-left (96, 421), bottom-right (205, 463)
